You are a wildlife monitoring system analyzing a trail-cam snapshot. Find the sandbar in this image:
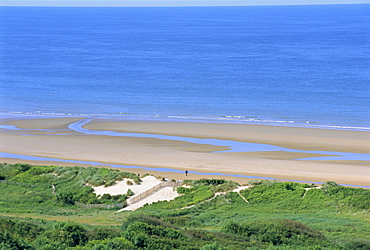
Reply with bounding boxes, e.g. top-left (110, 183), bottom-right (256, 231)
top-left (1, 117), bottom-right (369, 187)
